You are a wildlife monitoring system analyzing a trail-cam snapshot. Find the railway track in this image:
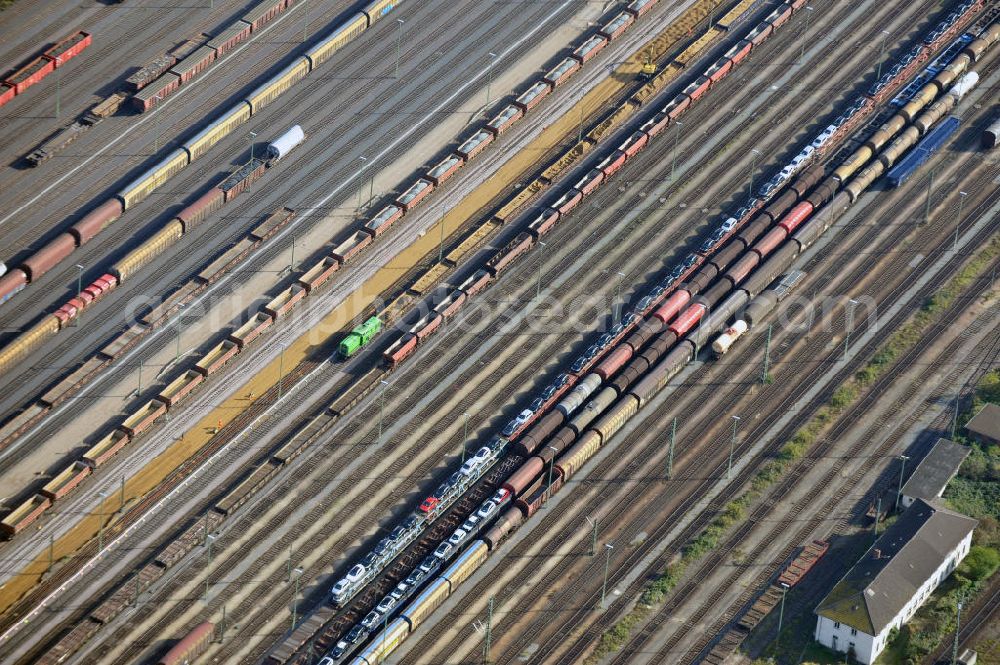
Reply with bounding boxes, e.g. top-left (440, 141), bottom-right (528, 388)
top-left (414, 104), bottom-right (1000, 660)
top-left (408, 12), bottom-right (998, 665)
top-left (528, 156), bottom-right (1000, 665)
top-left (652, 255), bottom-right (1000, 665)
top-left (23, 1), bottom-right (880, 652)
